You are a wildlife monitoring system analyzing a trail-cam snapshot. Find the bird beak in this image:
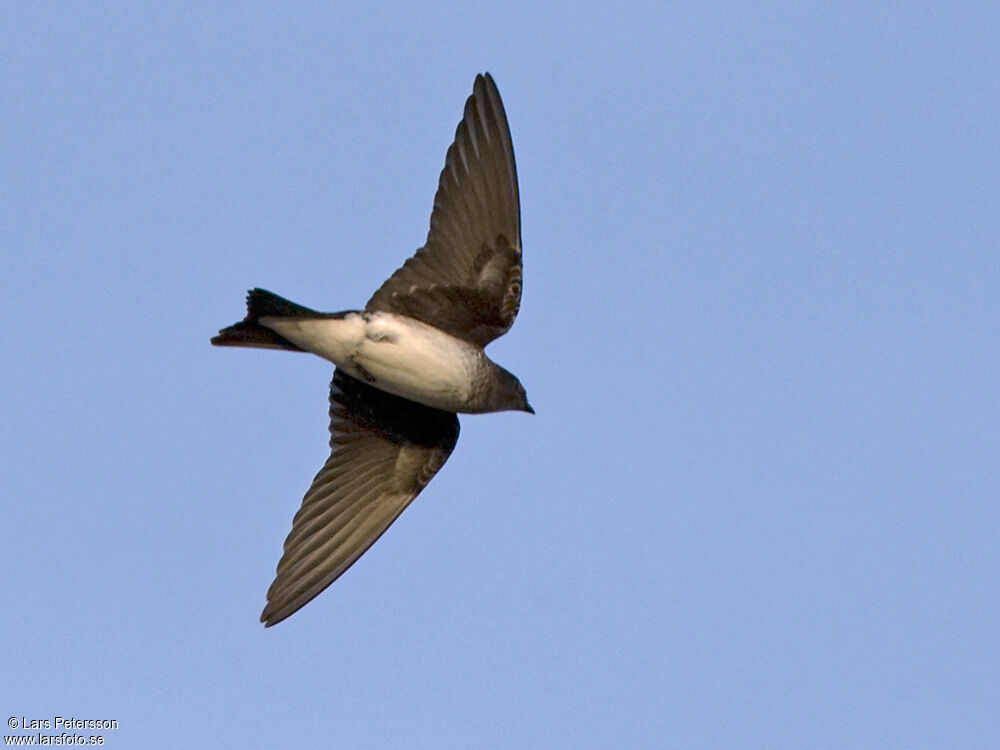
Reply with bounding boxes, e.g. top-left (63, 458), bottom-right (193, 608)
top-left (524, 402), bottom-right (535, 414)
